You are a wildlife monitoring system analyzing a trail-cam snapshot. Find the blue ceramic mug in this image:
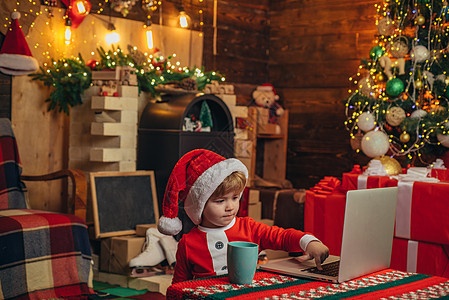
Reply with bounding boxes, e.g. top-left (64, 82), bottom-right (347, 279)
top-left (227, 241), bottom-right (259, 284)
